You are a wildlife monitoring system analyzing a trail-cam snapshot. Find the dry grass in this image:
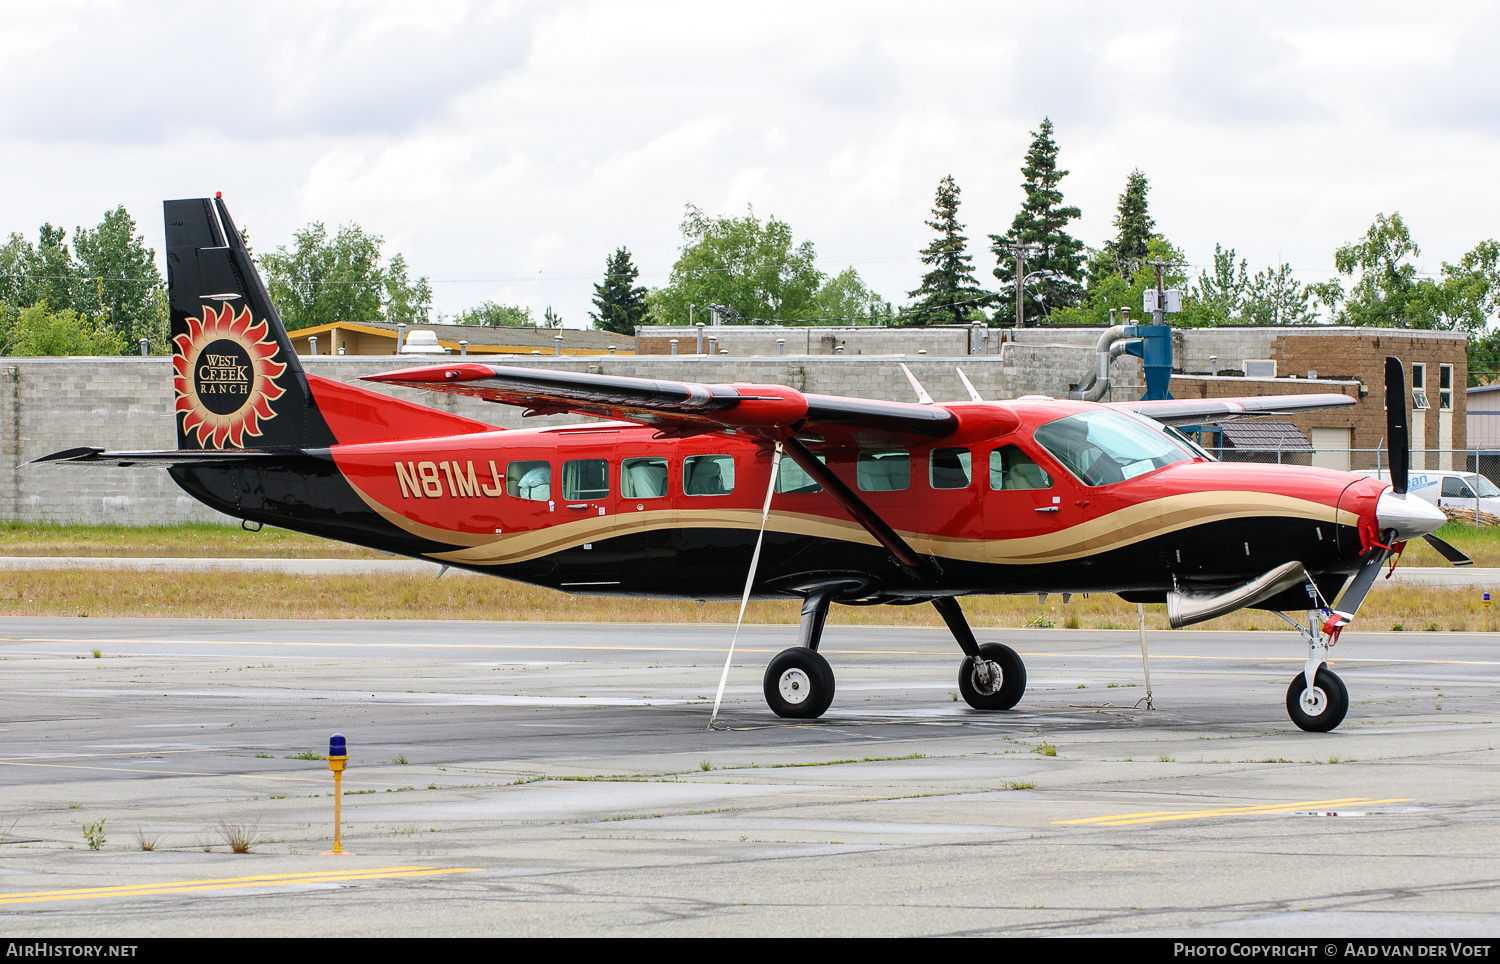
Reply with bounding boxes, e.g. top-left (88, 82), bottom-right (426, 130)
top-left (3, 520), bottom-right (1499, 565)
top-left (0, 521), bottom-right (382, 559)
top-left (2, 567), bottom-right (1495, 632)
top-left (217, 821), bottom-right (267, 854)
